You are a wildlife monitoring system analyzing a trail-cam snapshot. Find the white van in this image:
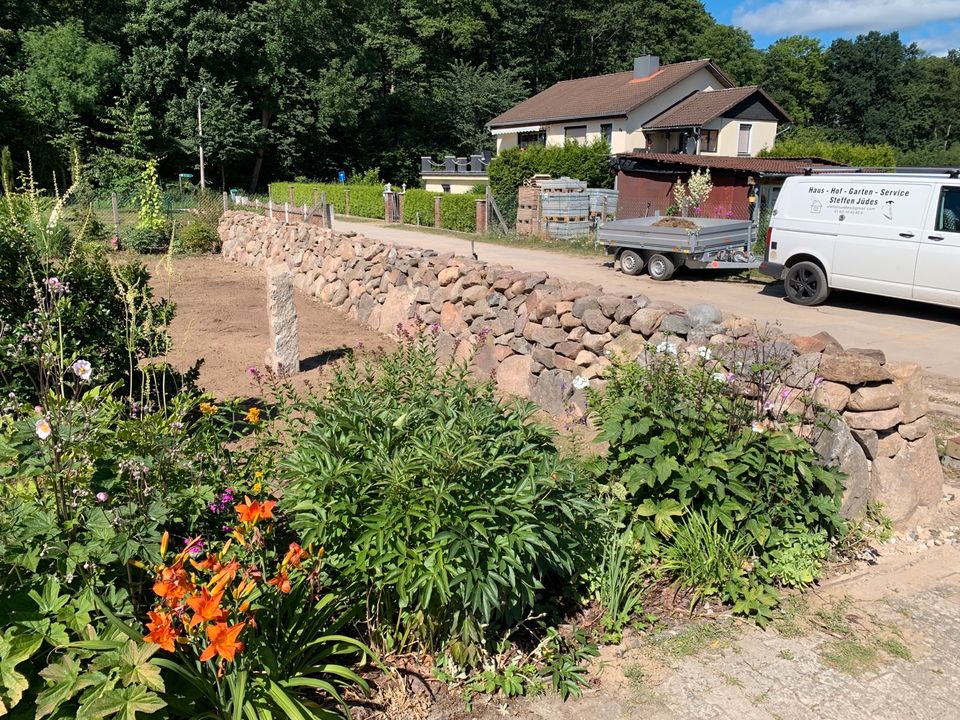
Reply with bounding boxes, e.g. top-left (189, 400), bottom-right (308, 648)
top-left (760, 172), bottom-right (960, 307)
